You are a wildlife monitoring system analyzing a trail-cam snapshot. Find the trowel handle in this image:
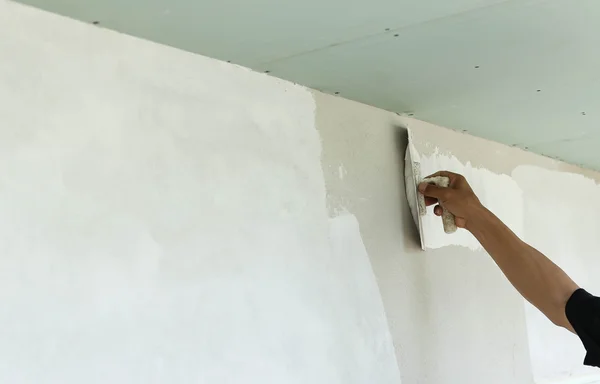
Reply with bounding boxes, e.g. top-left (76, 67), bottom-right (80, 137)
top-left (419, 176), bottom-right (457, 234)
